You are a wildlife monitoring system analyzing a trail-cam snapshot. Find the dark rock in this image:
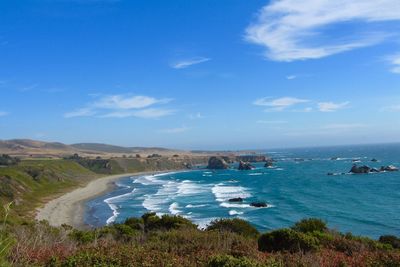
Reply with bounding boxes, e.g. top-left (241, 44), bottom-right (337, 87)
top-left (330, 157), bottom-right (339, 160)
top-left (238, 161), bottom-right (254, 170)
top-left (250, 201), bottom-right (268, 208)
top-left (264, 159), bottom-right (274, 168)
top-left (371, 158), bottom-right (378, 162)
top-left (327, 172), bottom-right (334, 176)
top-left (207, 156), bottom-right (230, 170)
top-left (370, 168), bottom-right (380, 173)
top-left (350, 164), bottom-right (371, 174)
top-left (380, 165), bottom-right (399, 172)
top-left (236, 155), bottom-right (266, 163)
top-left (228, 197), bottom-right (243, 202)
